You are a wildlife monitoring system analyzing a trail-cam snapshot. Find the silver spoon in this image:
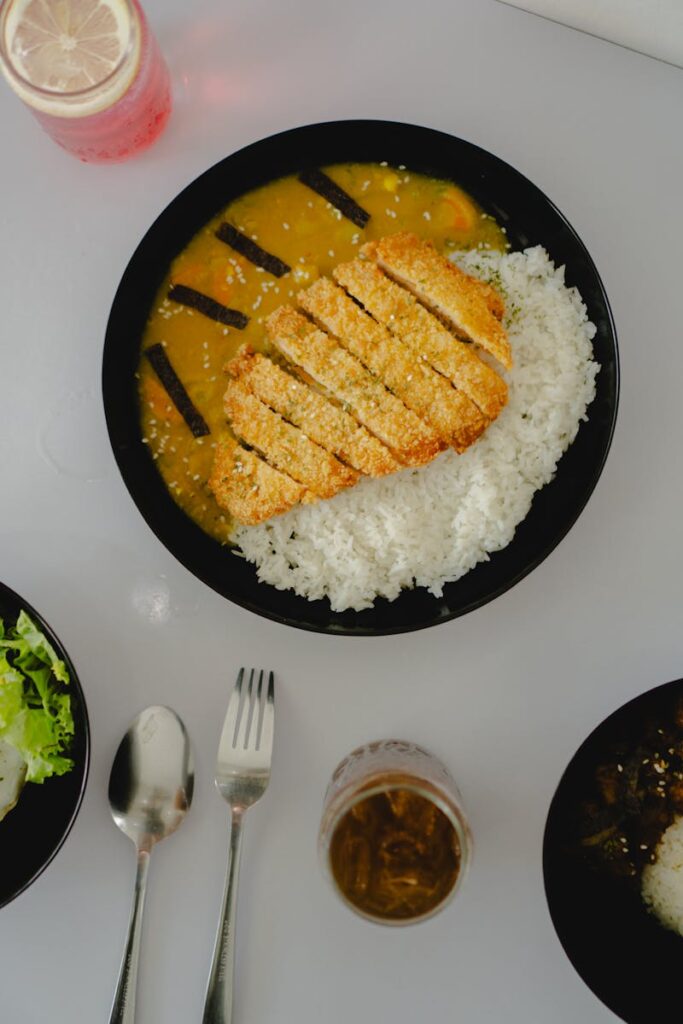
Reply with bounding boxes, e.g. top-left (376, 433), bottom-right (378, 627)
top-left (108, 705), bottom-right (194, 1024)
